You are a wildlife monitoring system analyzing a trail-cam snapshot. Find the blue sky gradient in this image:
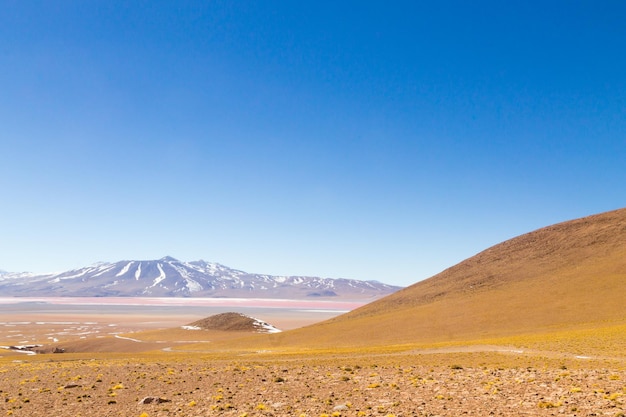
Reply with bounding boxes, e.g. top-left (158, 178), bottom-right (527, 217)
top-left (1, 1), bottom-right (625, 285)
